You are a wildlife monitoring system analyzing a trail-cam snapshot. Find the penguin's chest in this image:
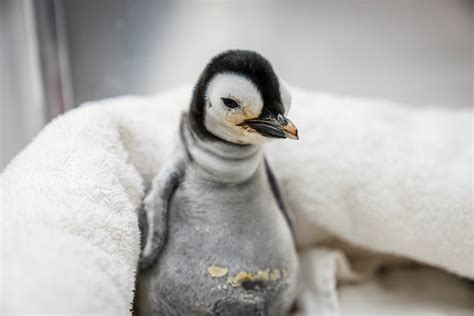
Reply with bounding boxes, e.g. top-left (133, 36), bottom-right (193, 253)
top-left (169, 168), bottom-right (295, 266)
top-left (153, 167), bottom-right (298, 312)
